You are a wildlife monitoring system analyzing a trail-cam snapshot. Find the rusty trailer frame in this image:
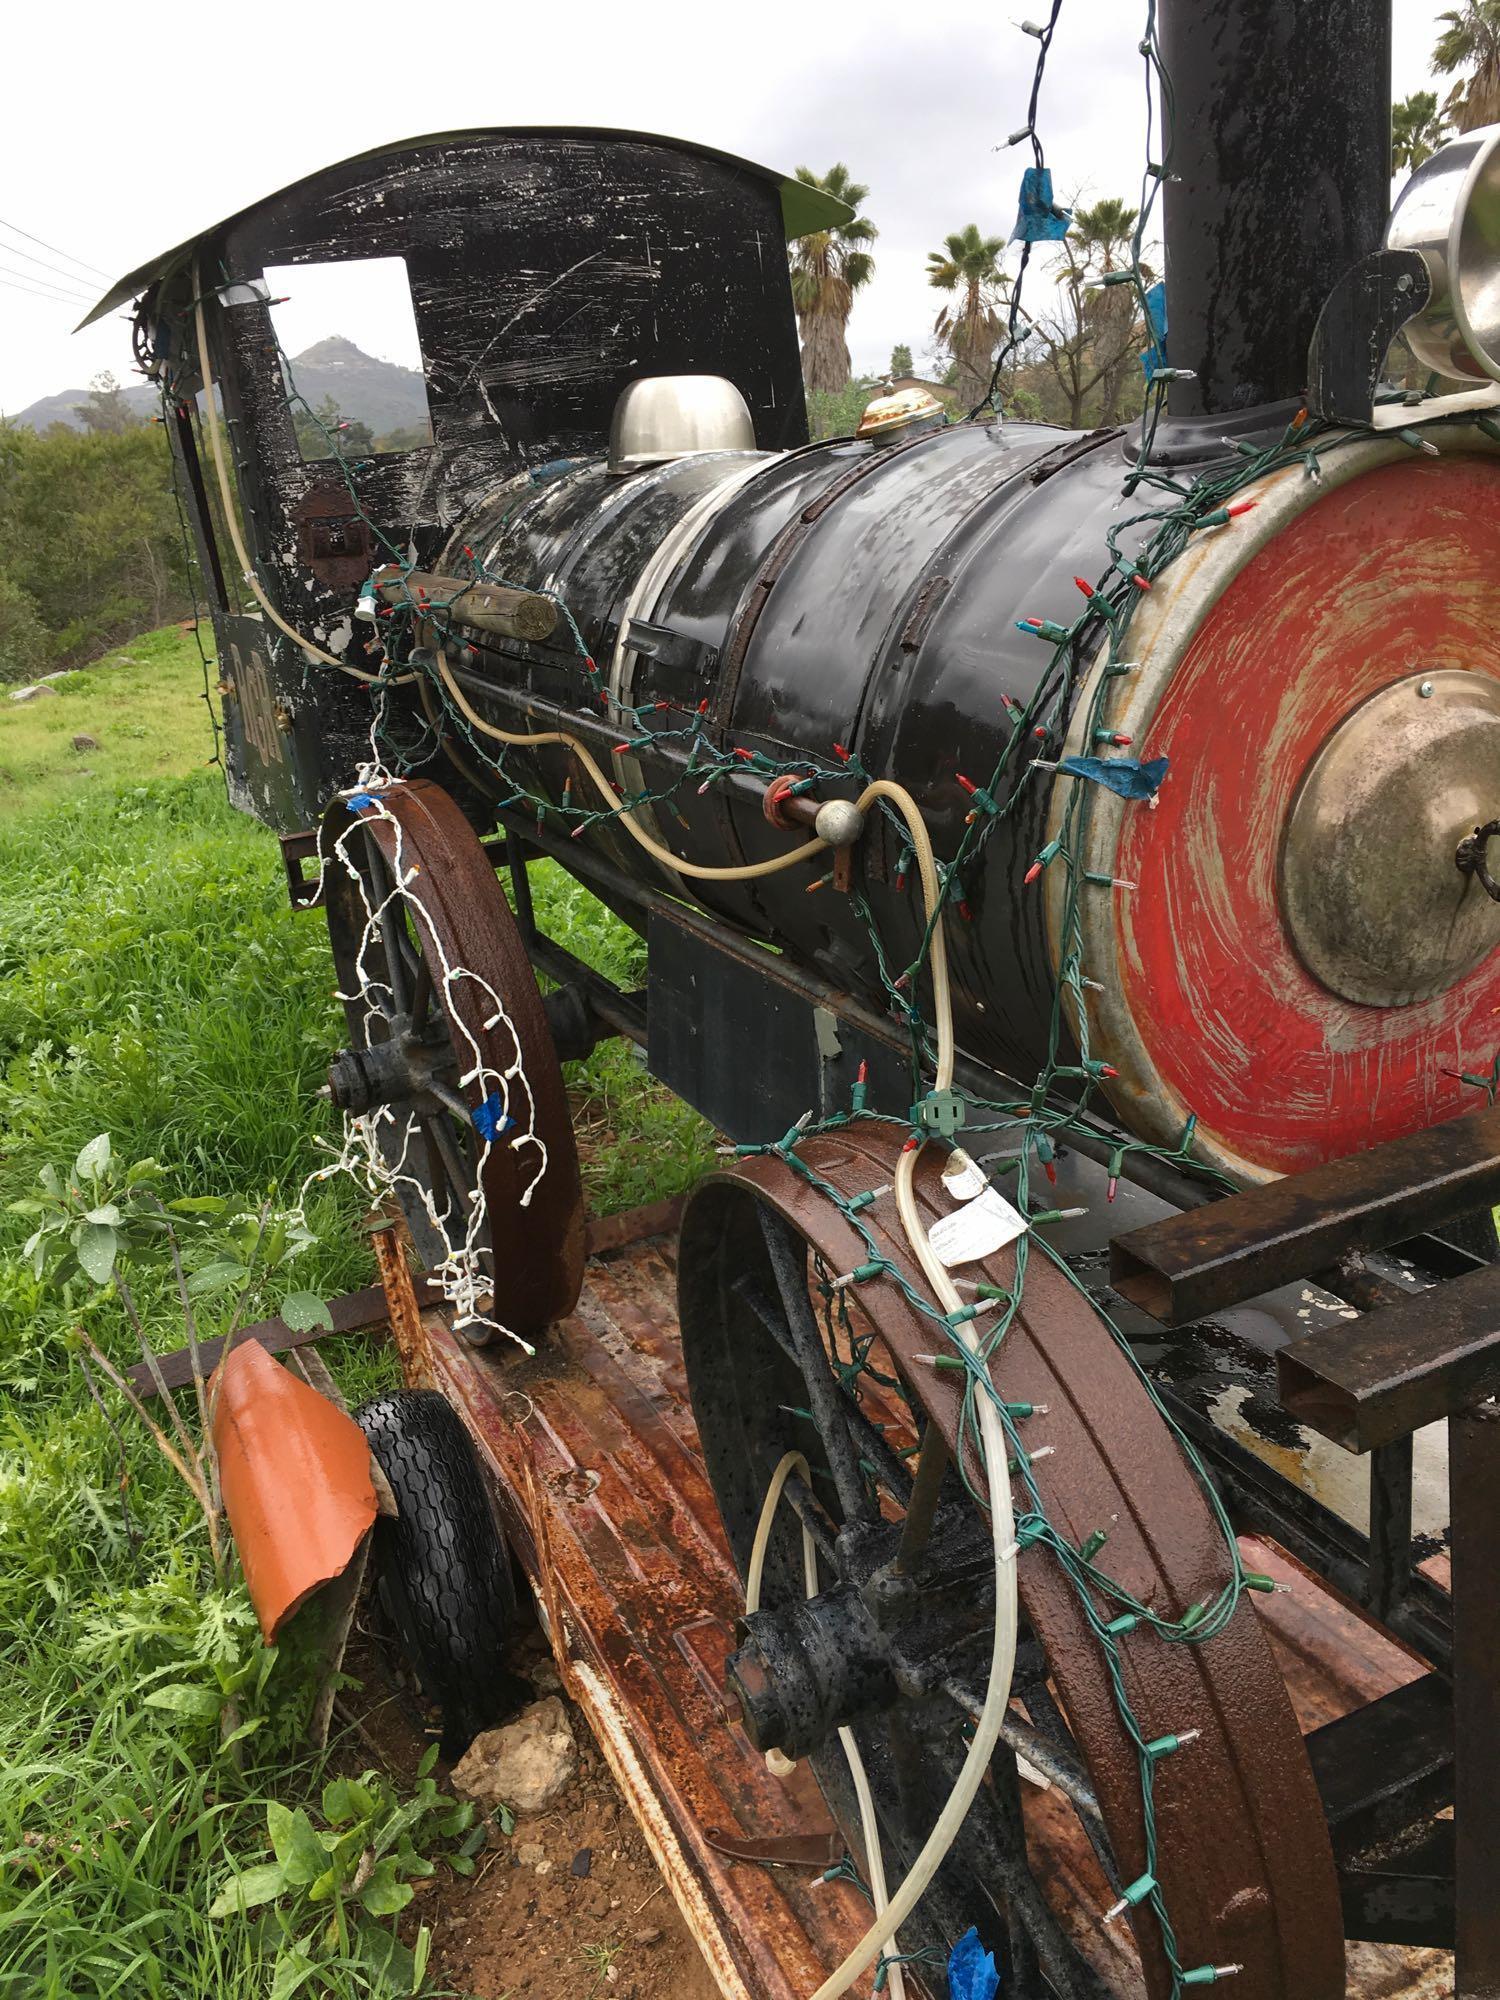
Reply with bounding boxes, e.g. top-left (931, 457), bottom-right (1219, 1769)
top-left (362, 1160), bottom-right (1485, 2000)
